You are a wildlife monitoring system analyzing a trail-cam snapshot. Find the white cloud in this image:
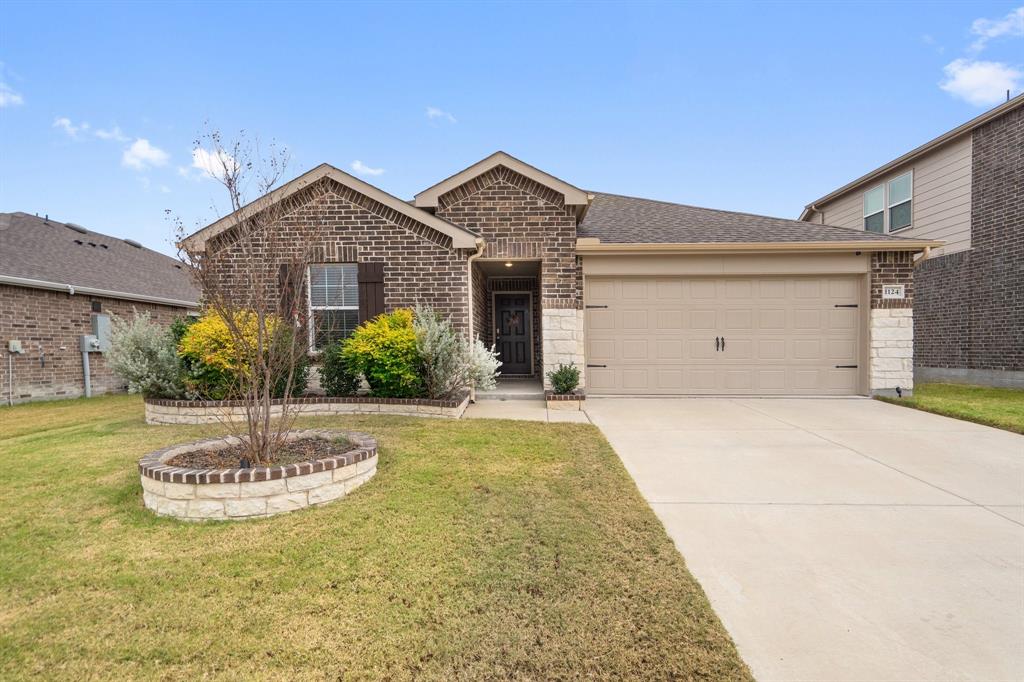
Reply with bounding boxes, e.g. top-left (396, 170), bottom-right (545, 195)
top-left (350, 159), bottom-right (385, 176)
top-left (969, 7), bottom-right (1024, 53)
top-left (426, 106), bottom-right (457, 124)
top-left (122, 138), bottom-right (169, 170)
top-left (190, 147), bottom-right (239, 181)
top-left (940, 59), bottom-right (1023, 106)
top-left (94, 125), bottom-right (129, 142)
top-left (53, 117), bottom-right (89, 138)
top-left (159, 184), bottom-right (171, 194)
top-left (0, 81), bottom-right (23, 108)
